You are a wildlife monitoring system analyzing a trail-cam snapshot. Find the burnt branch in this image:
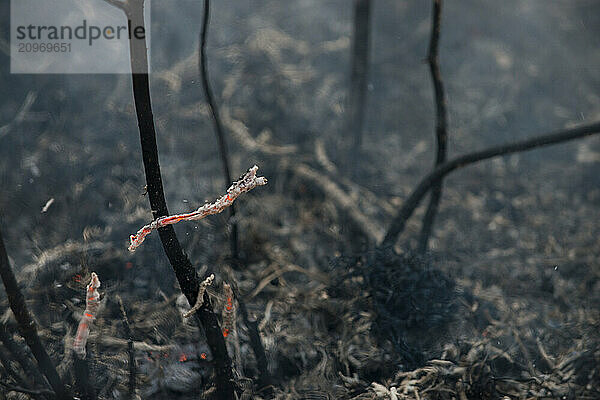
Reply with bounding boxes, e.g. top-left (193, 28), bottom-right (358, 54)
top-left (128, 166), bottom-right (266, 251)
top-left (0, 228), bottom-right (71, 399)
top-left (381, 121), bottom-right (600, 248)
top-left (0, 324), bottom-right (48, 390)
top-left (117, 296), bottom-right (136, 399)
top-left (199, 0), bottom-right (238, 260)
top-left (183, 274), bottom-right (214, 319)
top-left (73, 273), bottom-right (101, 358)
top-left (347, 0), bottom-right (372, 159)
top-left (0, 381), bottom-right (55, 397)
top-left (198, 3), bottom-right (273, 391)
top-left (0, 346), bottom-right (34, 396)
top-left (222, 269), bottom-right (273, 394)
top-left (418, 0), bottom-right (448, 253)
top-left (72, 273), bottom-right (100, 400)
top-left (73, 355), bottom-right (96, 400)
top-left (103, 0), bottom-right (235, 397)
